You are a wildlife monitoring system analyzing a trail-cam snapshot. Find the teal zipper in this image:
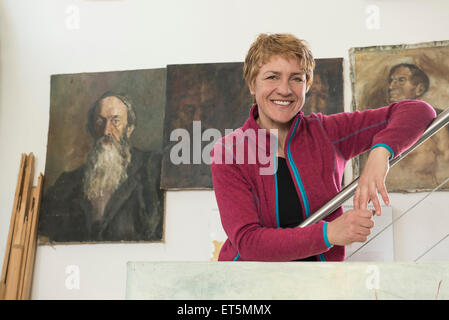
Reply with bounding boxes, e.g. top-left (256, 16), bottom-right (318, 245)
top-left (286, 118), bottom-right (311, 217)
top-left (286, 117), bottom-right (326, 262)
